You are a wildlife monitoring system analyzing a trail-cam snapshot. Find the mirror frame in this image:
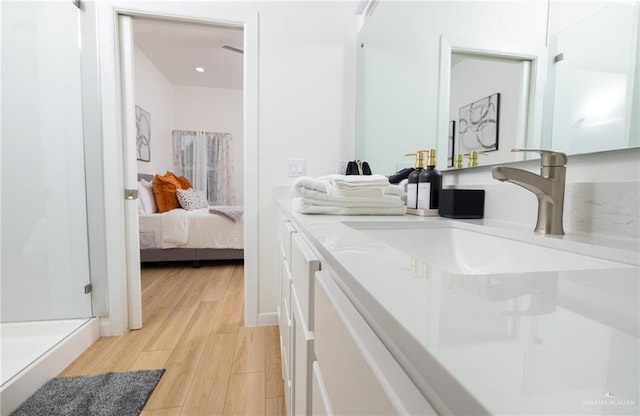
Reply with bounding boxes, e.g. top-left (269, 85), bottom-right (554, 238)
top-left (436, 35), bottom-right (548, 169)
